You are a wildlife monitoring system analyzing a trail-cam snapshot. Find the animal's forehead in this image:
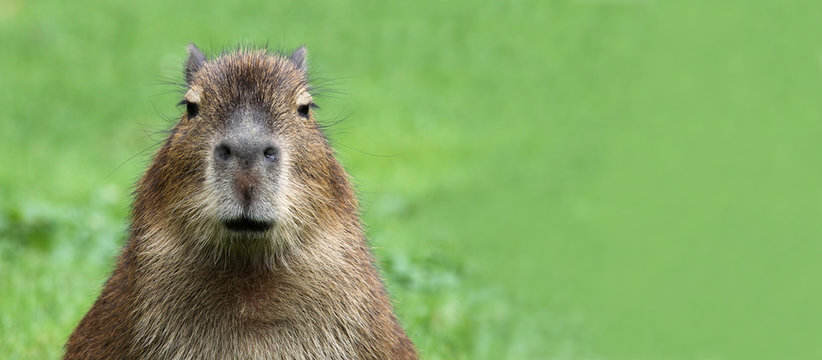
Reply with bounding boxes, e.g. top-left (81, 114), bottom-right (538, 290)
top-left (194, 50), bottom-right (308, 105)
